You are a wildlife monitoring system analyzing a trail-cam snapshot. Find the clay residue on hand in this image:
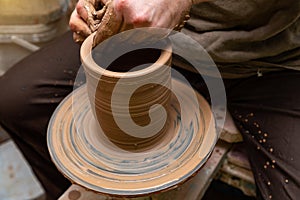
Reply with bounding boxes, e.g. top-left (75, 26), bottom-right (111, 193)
top-left (84, 0), bottom-right (129, 47)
